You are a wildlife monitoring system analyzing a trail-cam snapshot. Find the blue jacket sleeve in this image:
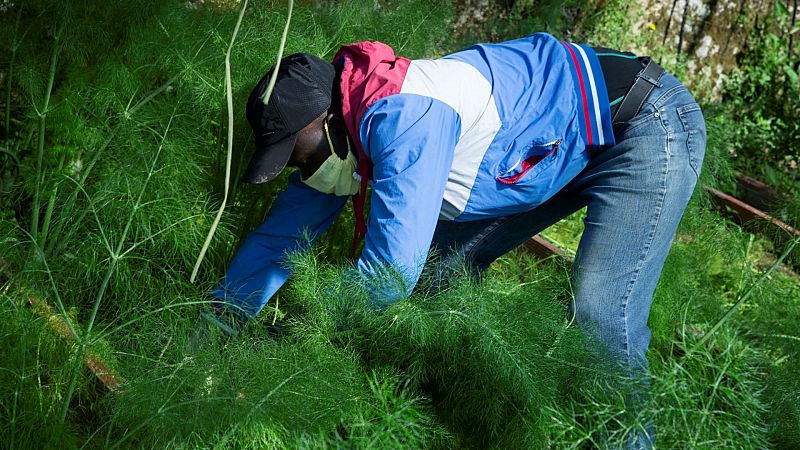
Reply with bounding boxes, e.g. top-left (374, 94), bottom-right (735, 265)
top-left (355, 94), bottom-right (460, 305)
top-left (212, 171), bottom-right (348, 318)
